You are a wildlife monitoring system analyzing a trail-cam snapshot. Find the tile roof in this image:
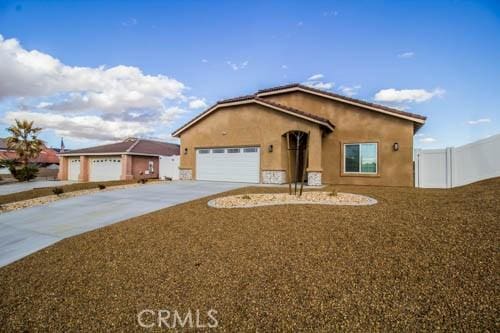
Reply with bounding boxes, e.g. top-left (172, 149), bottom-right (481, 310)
top-left (0, 148), bottom-right (60, 164)
top-left (171, 97), bottom-right (335, 136)
top-left (257, 83), bottom-right (427, 121)
top-left (60, 138), bottom-right (179, 156)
